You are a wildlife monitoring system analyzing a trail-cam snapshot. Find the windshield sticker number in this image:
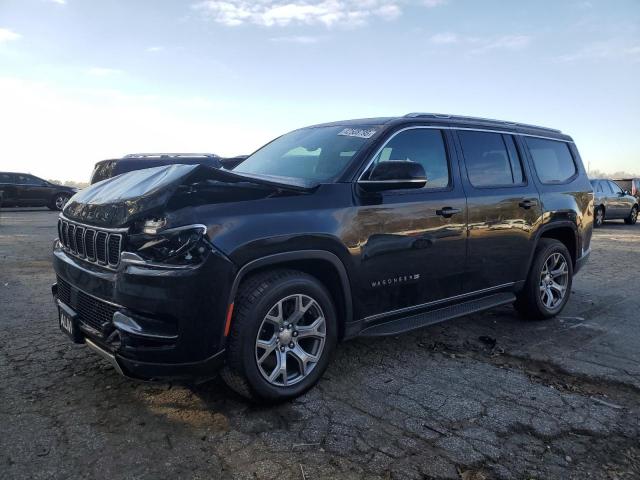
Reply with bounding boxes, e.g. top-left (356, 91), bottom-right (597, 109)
top-left (338, 128), bottom-right (377, 139)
